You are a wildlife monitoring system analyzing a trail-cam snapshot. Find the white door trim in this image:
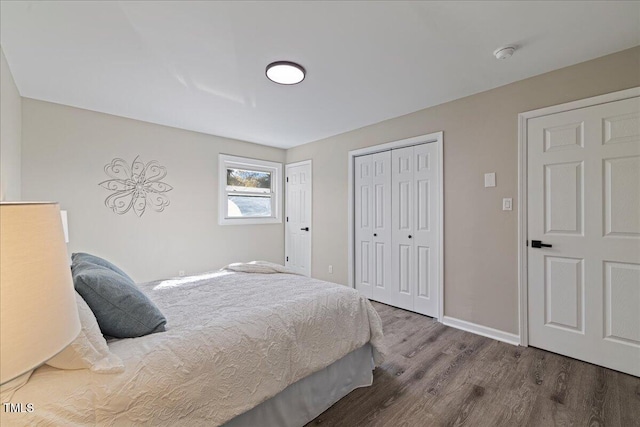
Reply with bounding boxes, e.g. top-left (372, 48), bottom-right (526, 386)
top-left (348, 131), bottom-right (444, 321)
top-left (285, 160), bottom-right (312, 276)
top-left (517, 87), bottom-right (640, 346)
